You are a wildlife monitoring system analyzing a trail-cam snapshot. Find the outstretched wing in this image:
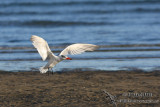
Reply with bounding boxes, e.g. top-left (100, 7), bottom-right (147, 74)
top-left (60, 43), bottom-right (99, 56)
top-left (30, 35), bottom-right (54, 61)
